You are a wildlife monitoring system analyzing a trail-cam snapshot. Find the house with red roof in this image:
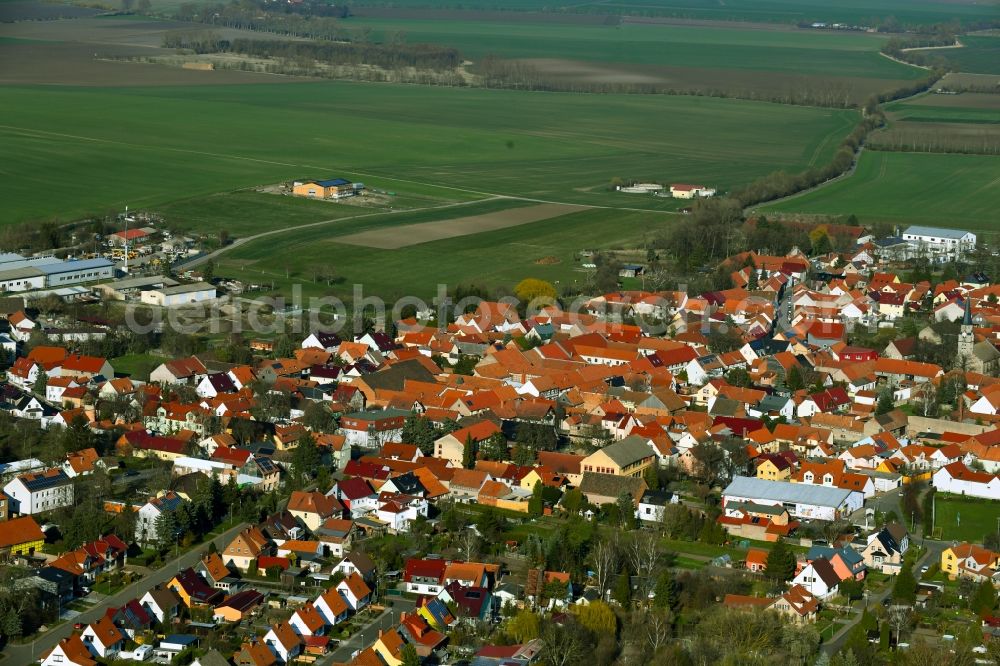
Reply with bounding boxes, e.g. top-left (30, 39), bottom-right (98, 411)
top-left (328, 478), bottom-right (377, 518)
top-left (433, 420), bottom-right (502, 467)
top-left (932, 461), bottom-right (999, 500)
top-left (404, 558), bottom-right (449, 595)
